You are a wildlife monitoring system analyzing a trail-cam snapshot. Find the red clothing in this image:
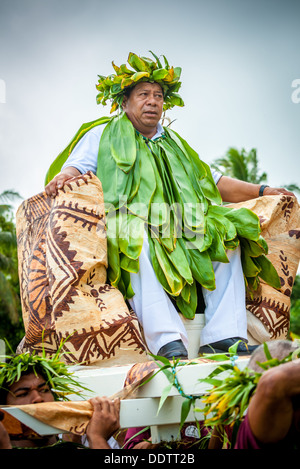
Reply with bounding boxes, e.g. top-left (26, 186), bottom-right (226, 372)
top-left (123, 422), bottom-right (210, 449)
top-left (234, 414), bottom-right (262, 449)
top-left (234, 413), bottom-right (298, 449)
